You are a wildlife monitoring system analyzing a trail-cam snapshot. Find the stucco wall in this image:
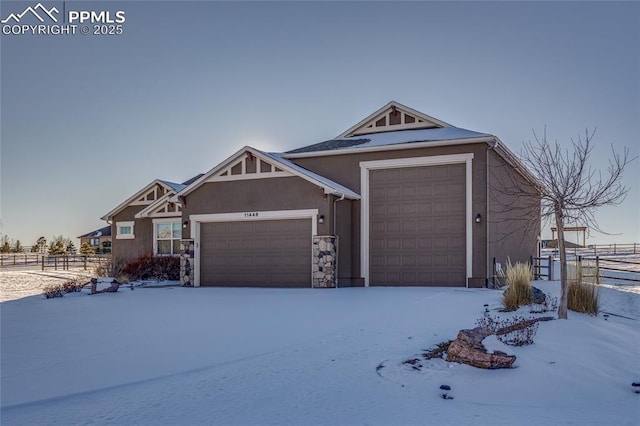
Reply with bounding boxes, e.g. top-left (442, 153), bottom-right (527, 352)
top-left (111, 205), bottom-right (153, 260)
top-left (487, 149), bottom-right (541, 286)
top-left (291, 143), bottom-right (489, 284)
